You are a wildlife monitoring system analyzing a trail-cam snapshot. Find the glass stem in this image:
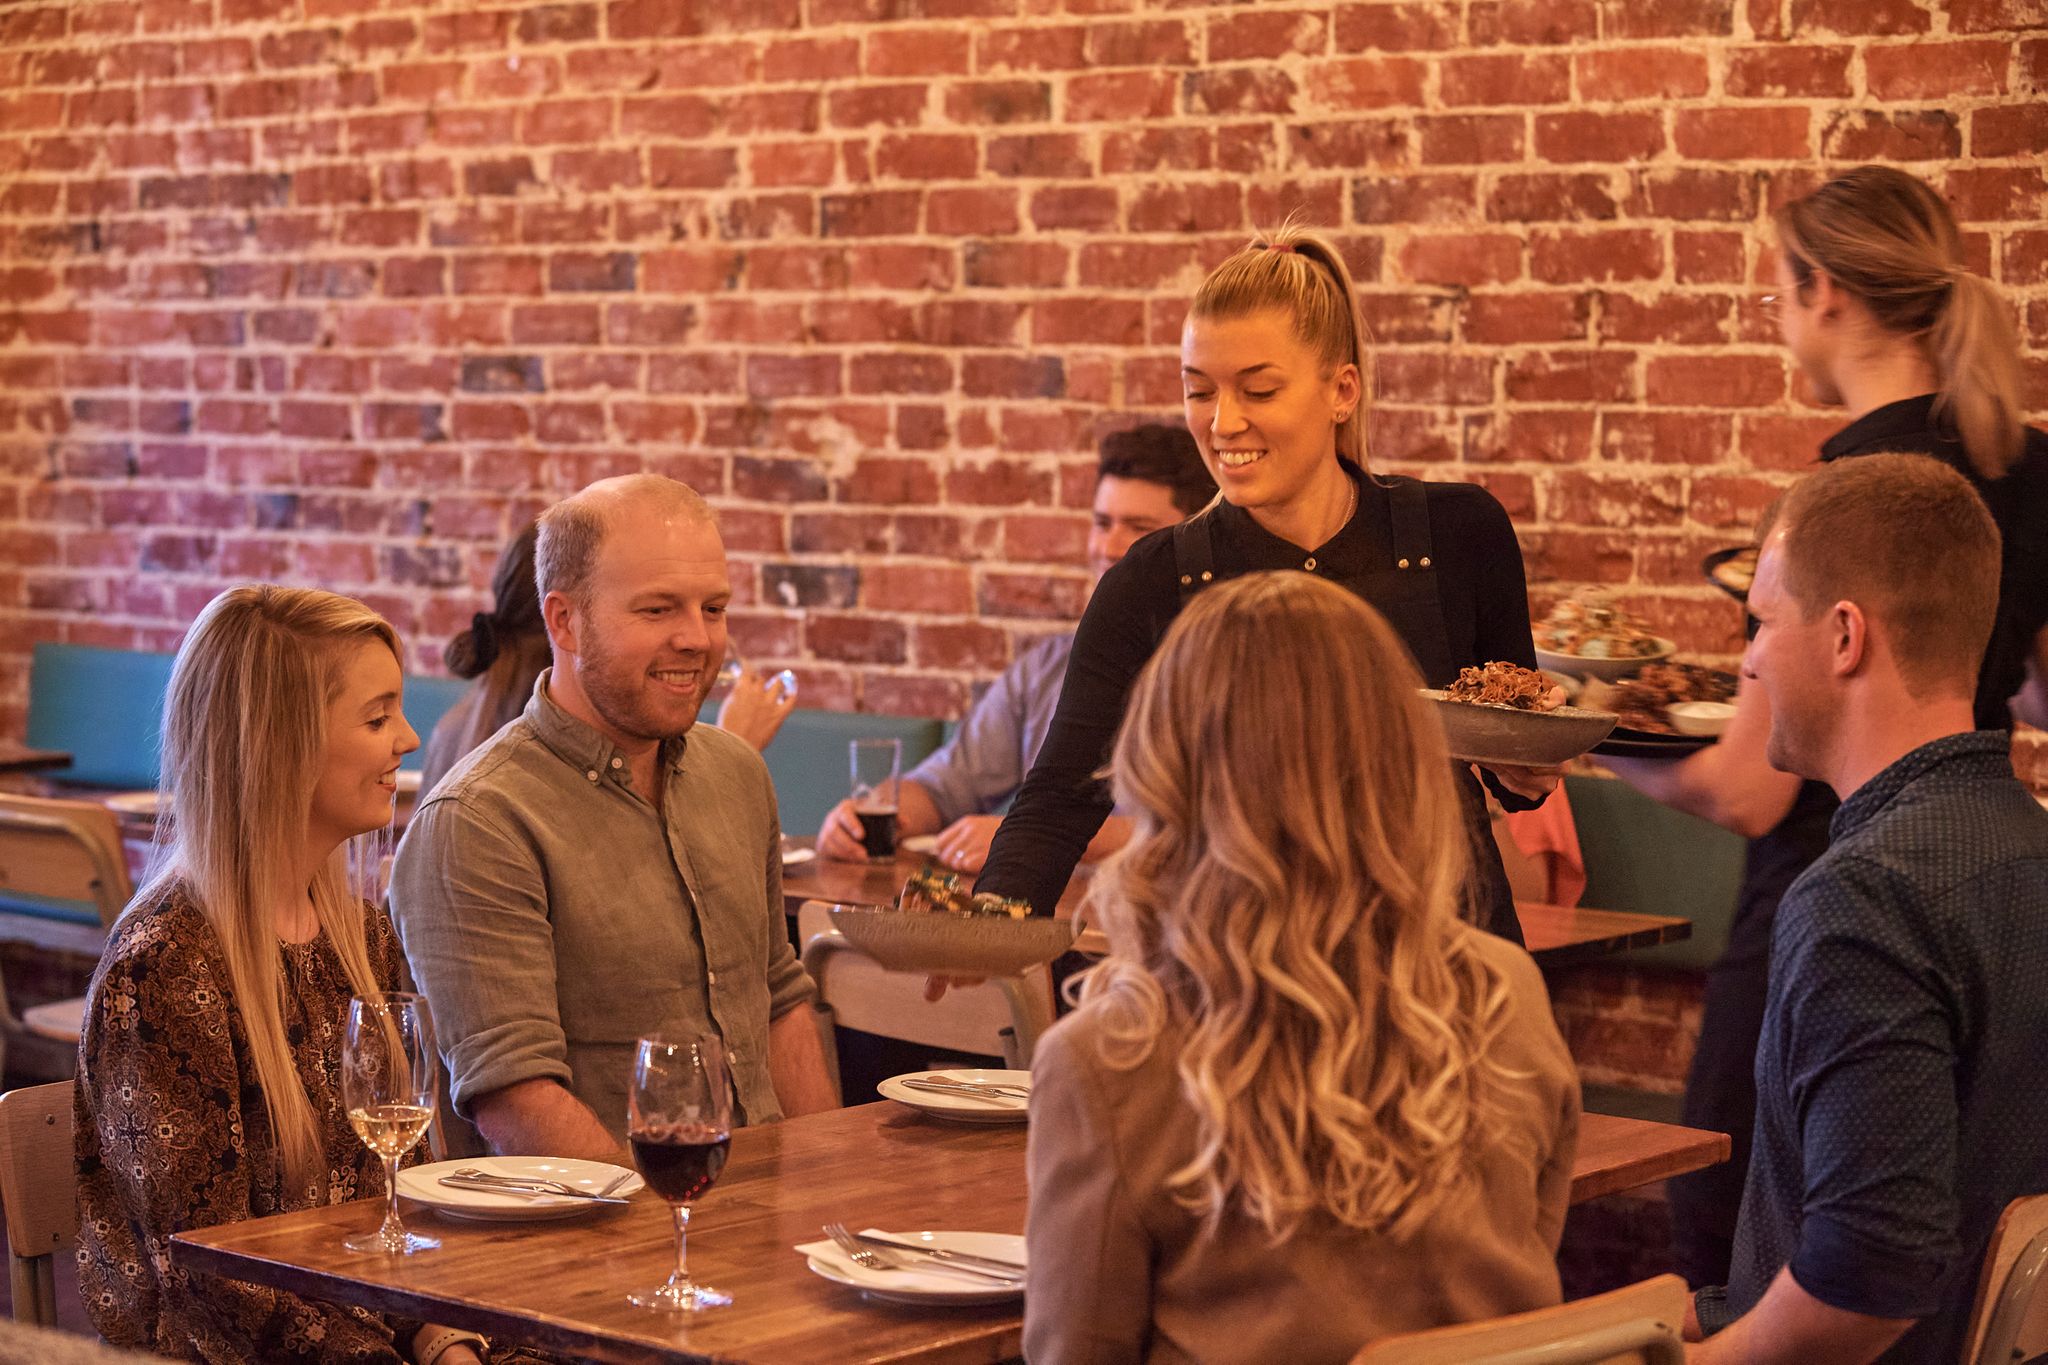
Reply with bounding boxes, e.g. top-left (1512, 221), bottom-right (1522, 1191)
top-left (672, 1203), bottom-right (692, 1284)
top-left (380, 1154), bottom-right (404, 1242)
